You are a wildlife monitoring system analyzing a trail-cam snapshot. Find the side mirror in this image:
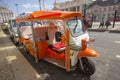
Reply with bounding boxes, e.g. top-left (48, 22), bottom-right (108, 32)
top-left (89, 37), bottom-right (95, 43)
top-left (55, 31), bottom-right (62, 42)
